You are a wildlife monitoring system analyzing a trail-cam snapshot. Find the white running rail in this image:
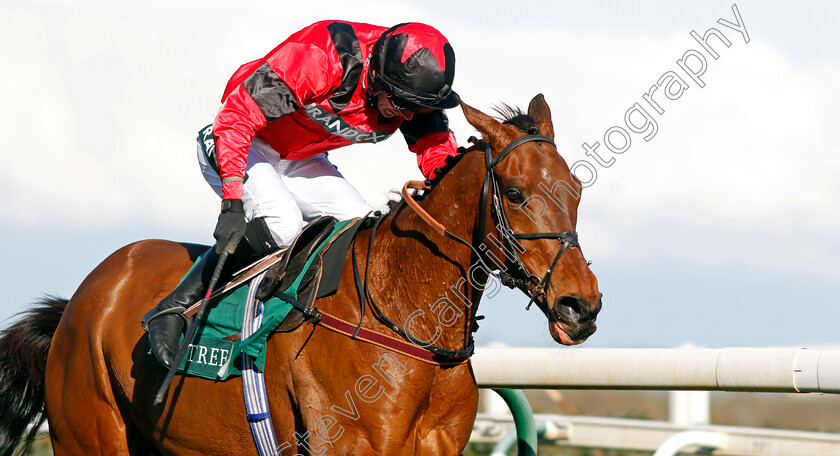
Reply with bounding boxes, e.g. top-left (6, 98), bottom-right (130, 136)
top-left (472, 347), bottom-right (840, 393)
